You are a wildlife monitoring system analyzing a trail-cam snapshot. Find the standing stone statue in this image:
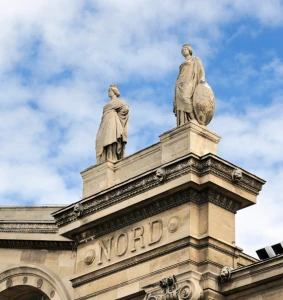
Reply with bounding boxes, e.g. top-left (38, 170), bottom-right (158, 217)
top-left (96, 84), bottom-right (129, 163)
top-left (173, 44), bottom-right (215, 126)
